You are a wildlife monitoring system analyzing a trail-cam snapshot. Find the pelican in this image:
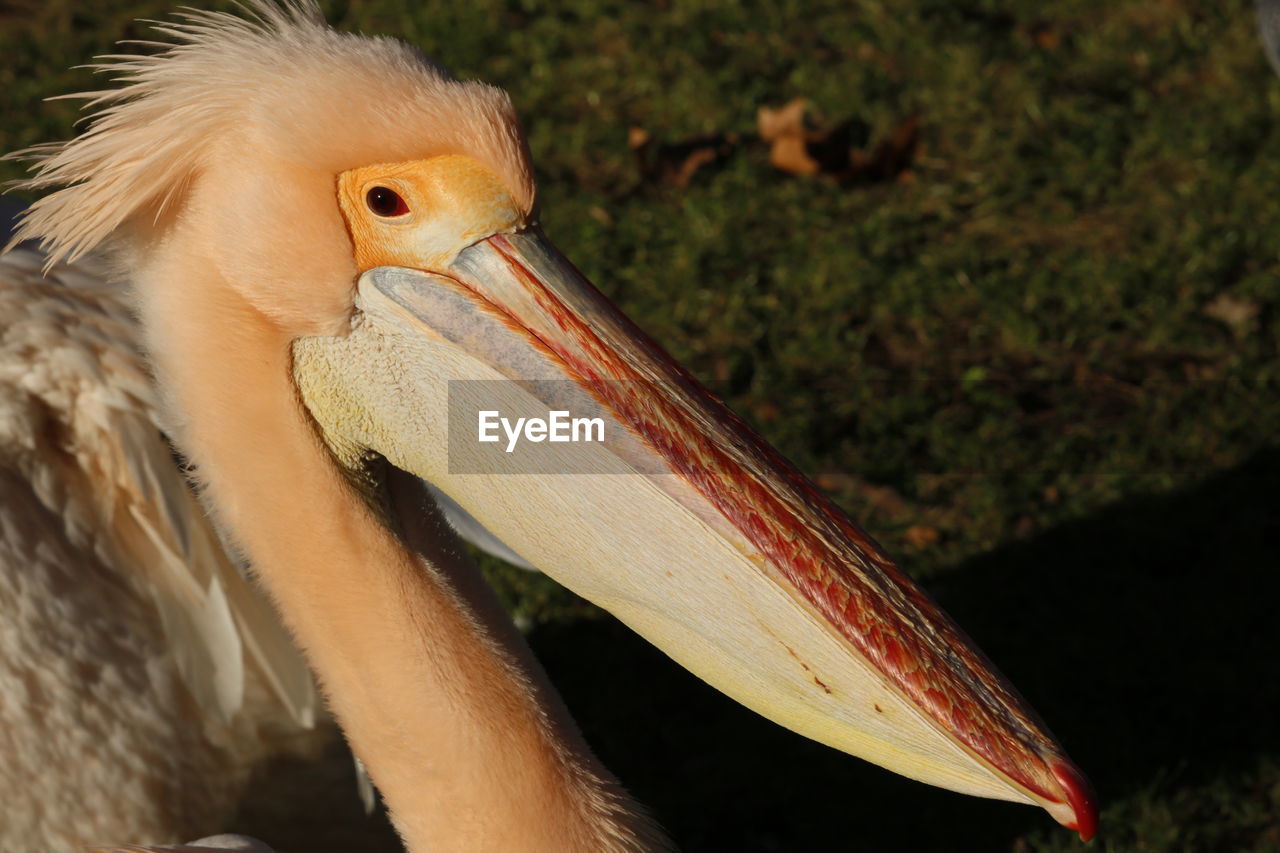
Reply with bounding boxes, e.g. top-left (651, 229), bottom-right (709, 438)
top-left (1, 2), bottom-right (1097, 850)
